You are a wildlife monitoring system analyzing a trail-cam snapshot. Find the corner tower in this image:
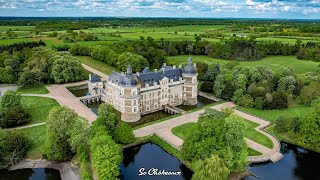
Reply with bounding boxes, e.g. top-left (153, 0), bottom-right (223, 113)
top-left (182, 57), bottom-right (198, 105)
top-left (119, 66), bottom-right (141, 122)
